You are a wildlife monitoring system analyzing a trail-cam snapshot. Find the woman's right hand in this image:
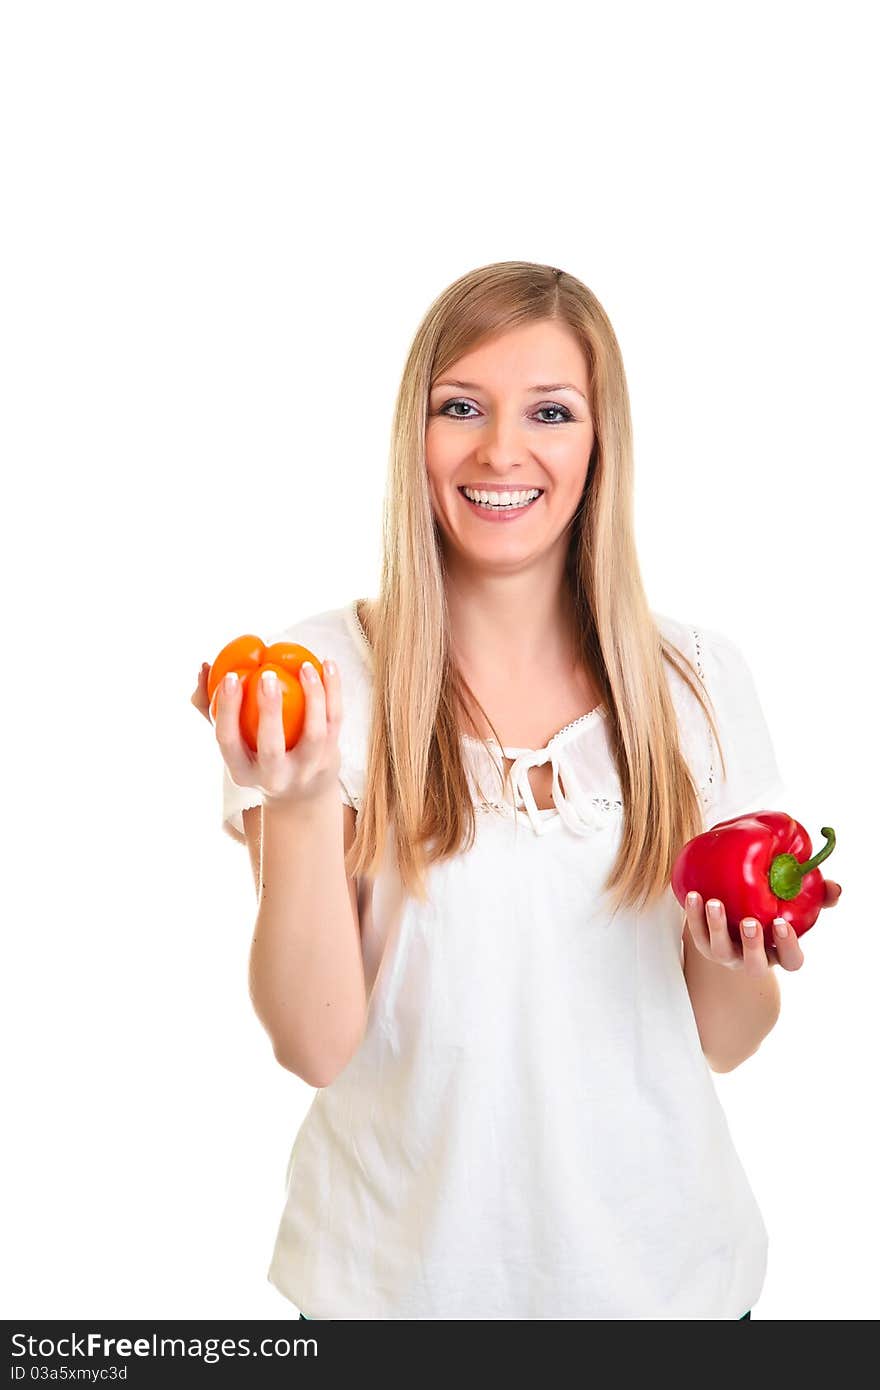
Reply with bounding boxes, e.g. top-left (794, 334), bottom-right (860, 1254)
top-left (199, 659), bottom-right (345, 807)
